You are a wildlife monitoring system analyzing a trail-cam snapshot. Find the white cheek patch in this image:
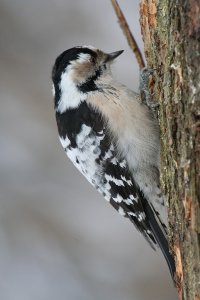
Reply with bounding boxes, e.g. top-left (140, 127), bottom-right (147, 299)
top-left (57, 66), bottom-right (86, 112)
